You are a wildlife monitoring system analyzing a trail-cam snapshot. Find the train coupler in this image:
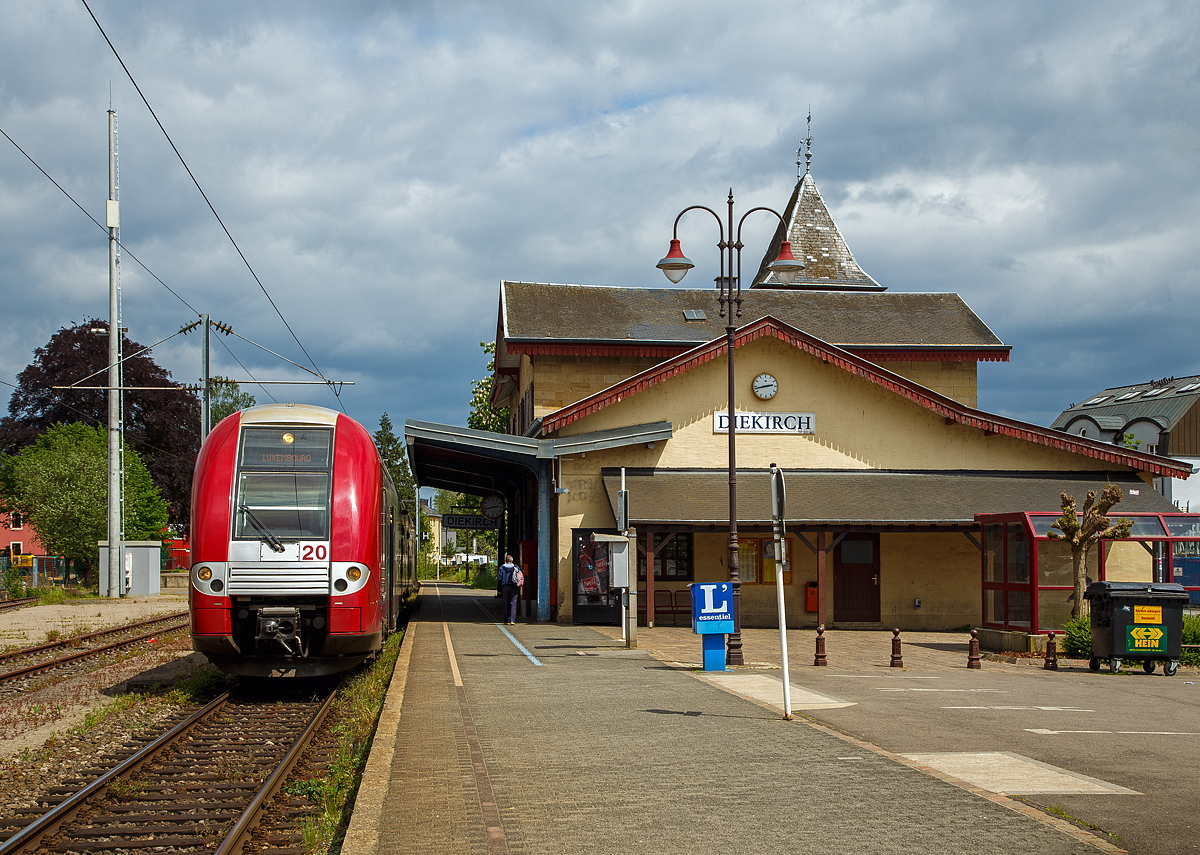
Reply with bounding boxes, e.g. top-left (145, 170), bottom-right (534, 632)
top-left (257, 606), bottom-right (304, 656)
